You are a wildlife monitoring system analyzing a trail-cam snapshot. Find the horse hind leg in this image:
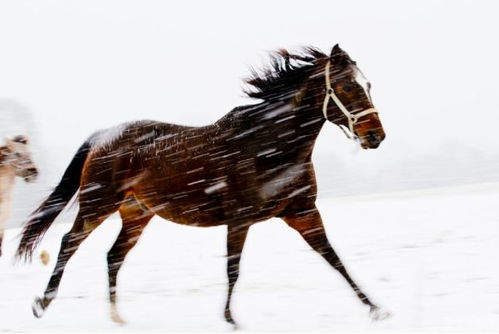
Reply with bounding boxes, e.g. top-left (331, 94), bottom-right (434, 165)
top-left (32, 201), bottom-right (122, 318)
top-left (107, 196), bottom-right (153, 324)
